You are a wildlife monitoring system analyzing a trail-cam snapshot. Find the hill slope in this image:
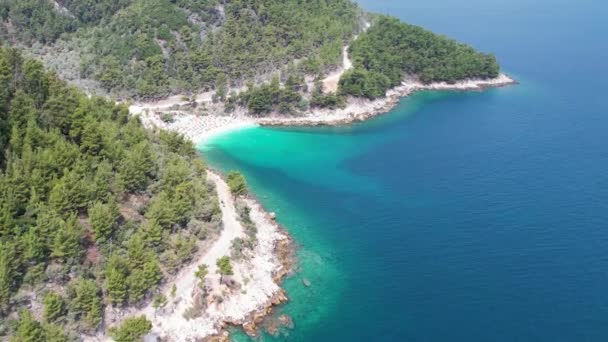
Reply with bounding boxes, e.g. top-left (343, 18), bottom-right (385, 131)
top-left (0, 47), bottom-right (222, 339)
top-left (1, 0), bottom-right (362, 98)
